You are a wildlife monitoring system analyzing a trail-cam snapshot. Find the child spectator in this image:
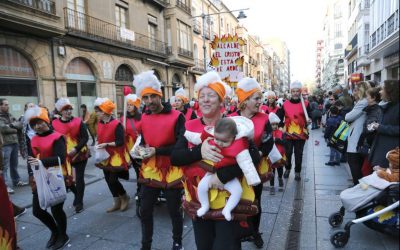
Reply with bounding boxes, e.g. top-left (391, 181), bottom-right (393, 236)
top-left (324, 105), bottom-right (342, 166)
